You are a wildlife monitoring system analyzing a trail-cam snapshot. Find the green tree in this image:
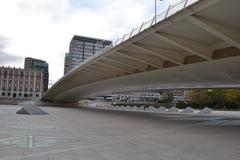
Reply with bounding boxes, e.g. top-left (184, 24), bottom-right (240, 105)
top-left (189, 89), bottom-right (240, 110)
top-left (176, 101), bottom-right (186, 109)
top-left (225, 89), bottom-right (240, 102)
top-left (205, 89), bottom-right (225, 109)
top-left (189, 90), bottom-right (206, 102)
top-left (224, 89), bottom-right (240, 109)
top-left (162, 91), bottom-right (174, 103)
